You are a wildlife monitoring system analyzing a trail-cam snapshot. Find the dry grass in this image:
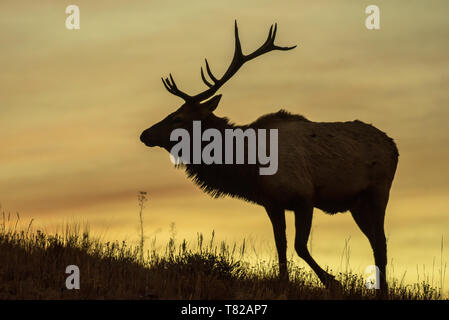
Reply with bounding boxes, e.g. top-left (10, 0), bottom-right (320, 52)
top-left (0, 212), bottom-right (446, 300)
